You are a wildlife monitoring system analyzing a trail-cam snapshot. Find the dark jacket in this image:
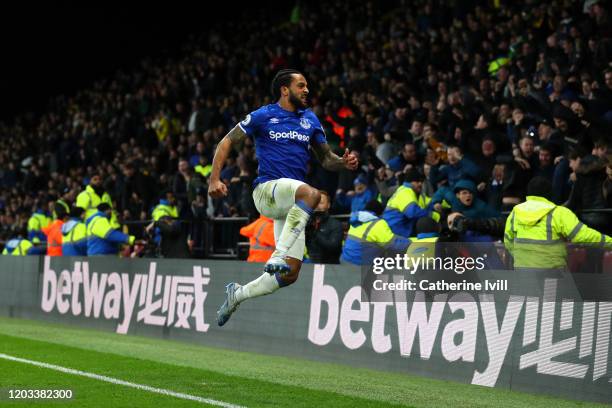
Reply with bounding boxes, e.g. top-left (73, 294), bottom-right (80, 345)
top-left (156, 217), bottom-right (191, 258)
top-left (305, 212), bottom-right (343, 264)
top-left (567, 155), bottom-right (611, 233)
